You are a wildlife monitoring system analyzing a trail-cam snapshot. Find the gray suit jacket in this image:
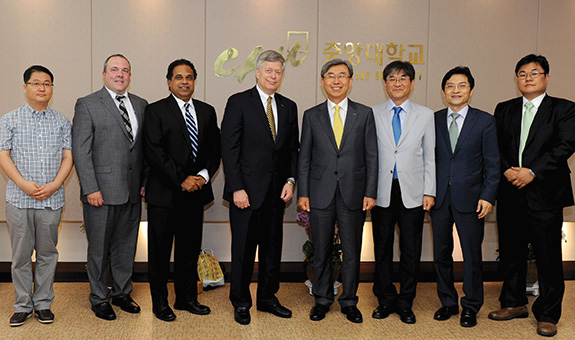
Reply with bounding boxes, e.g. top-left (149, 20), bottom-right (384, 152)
top-left (72, 86), bottom-right (148, 205)
top-left (298, 99), bottom-right (378, 210)
top-left (372, 99), bottom-right (435, 209)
